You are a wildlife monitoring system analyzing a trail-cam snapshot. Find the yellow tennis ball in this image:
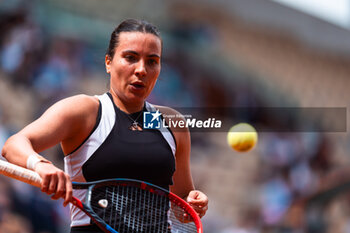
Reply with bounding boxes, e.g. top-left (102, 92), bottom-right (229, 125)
top-left (227, 123), bottom-right (258, 152)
